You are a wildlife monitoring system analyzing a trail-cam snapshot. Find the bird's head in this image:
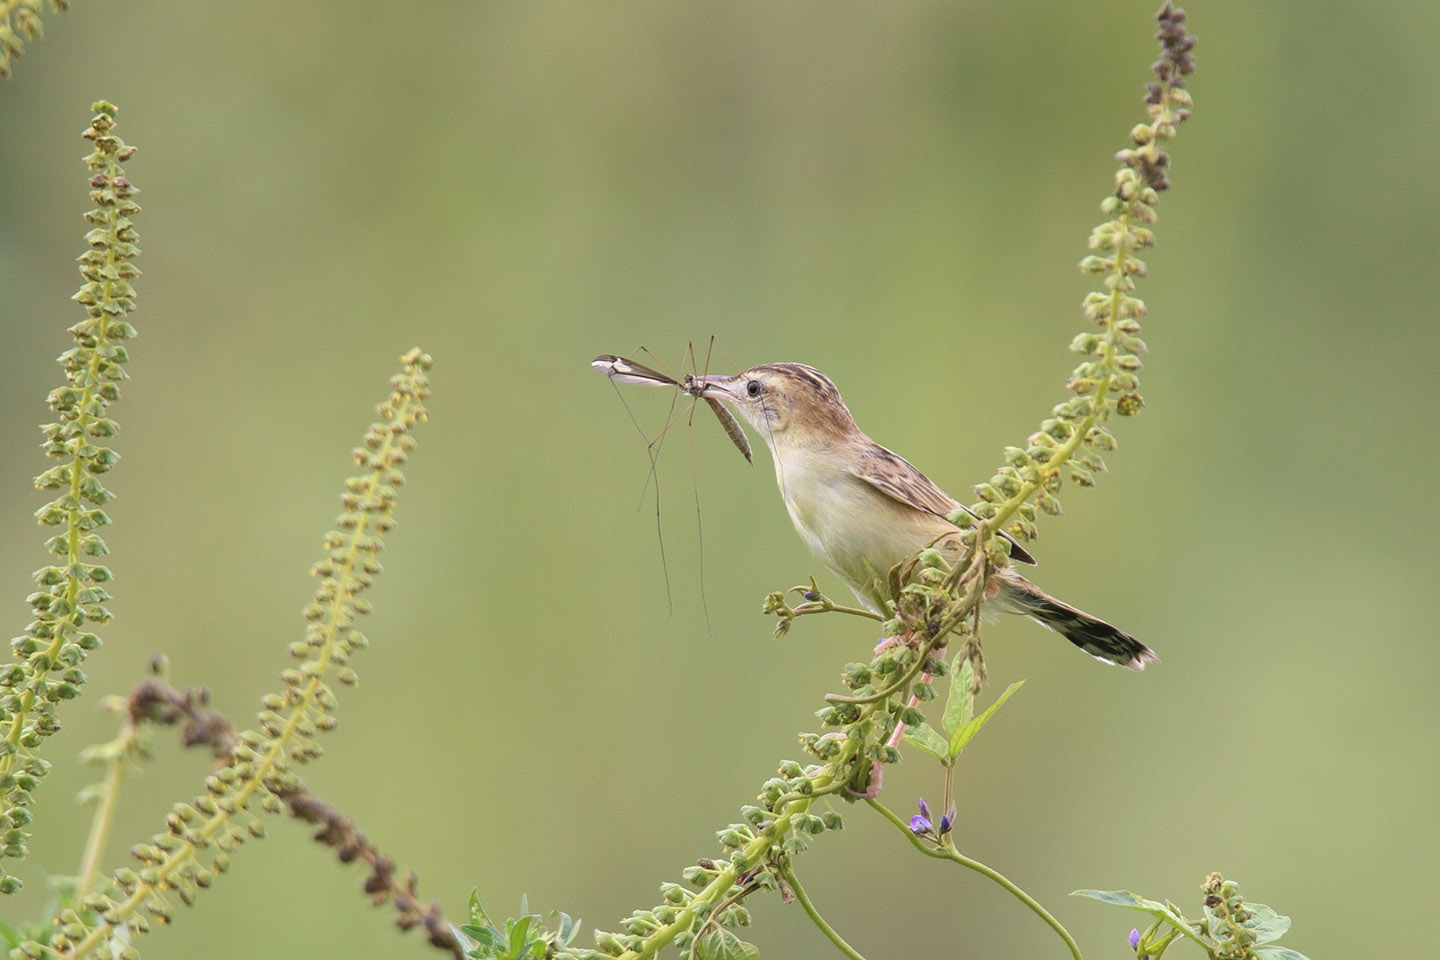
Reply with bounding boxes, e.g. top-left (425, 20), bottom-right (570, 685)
top-left (695, 363), bottom-right (858, 451)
